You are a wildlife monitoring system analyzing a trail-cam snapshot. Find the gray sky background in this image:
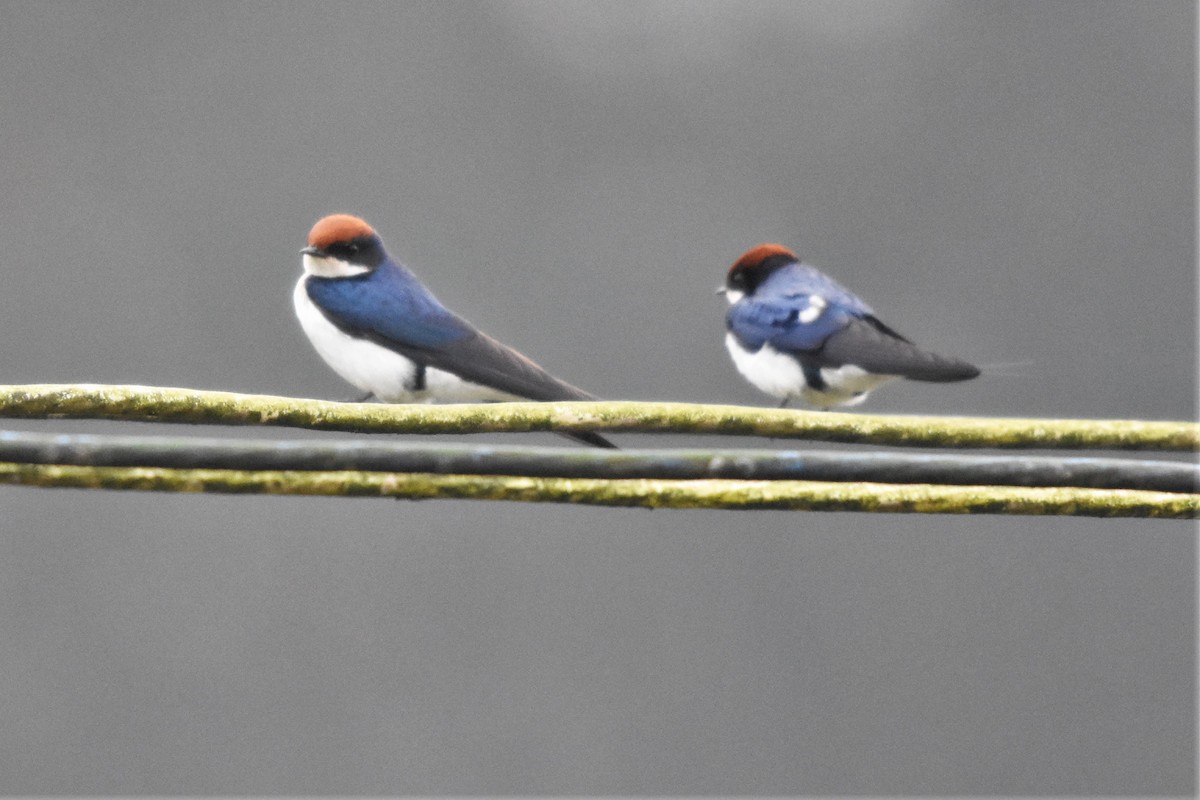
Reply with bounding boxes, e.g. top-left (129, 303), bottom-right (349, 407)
top-left (0, 1), bottom-right (1194, 794)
